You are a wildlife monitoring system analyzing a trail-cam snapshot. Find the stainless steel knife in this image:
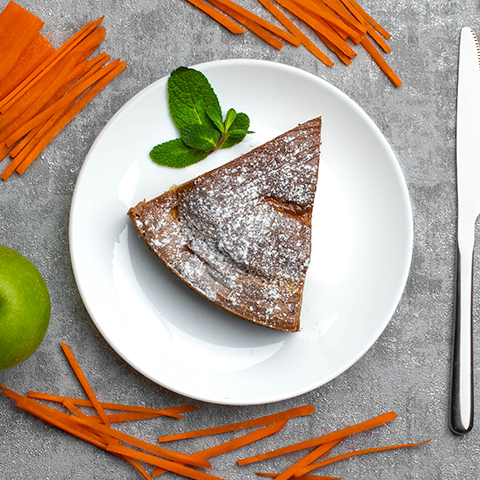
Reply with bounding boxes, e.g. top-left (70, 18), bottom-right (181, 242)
top-left (450, 26), bottom-right (480, 435)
